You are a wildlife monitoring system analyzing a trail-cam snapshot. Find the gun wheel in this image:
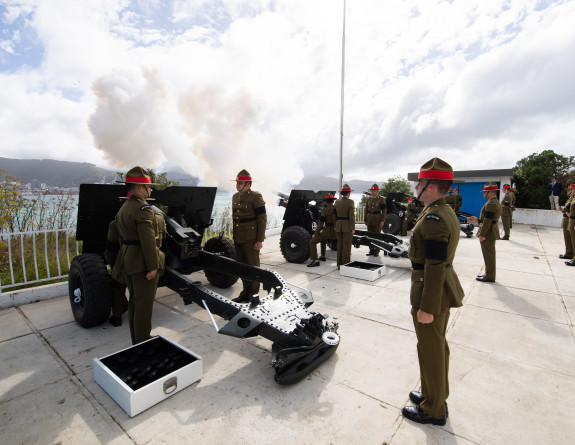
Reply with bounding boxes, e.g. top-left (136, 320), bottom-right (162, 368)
top-left (280, 226), bottom-right (311, 263)
top-left (382, 214), bottom-right (402, 235)
top-left (203, 237), bottom-right (239, 288)
top-left (68, 253), bottom-right (112, 327)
